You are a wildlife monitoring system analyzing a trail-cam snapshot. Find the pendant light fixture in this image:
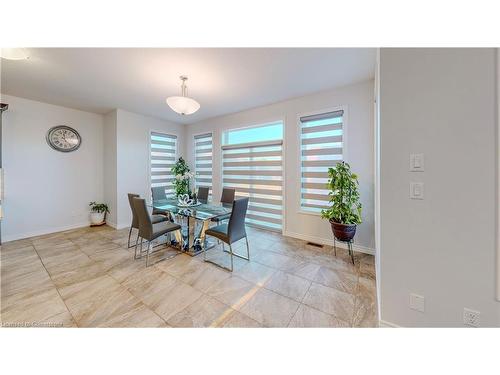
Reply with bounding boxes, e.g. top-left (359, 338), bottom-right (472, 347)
top-left (166, 76), bottom-right (200, 115)
top-left (0, 48), bottom-right (30, 60)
